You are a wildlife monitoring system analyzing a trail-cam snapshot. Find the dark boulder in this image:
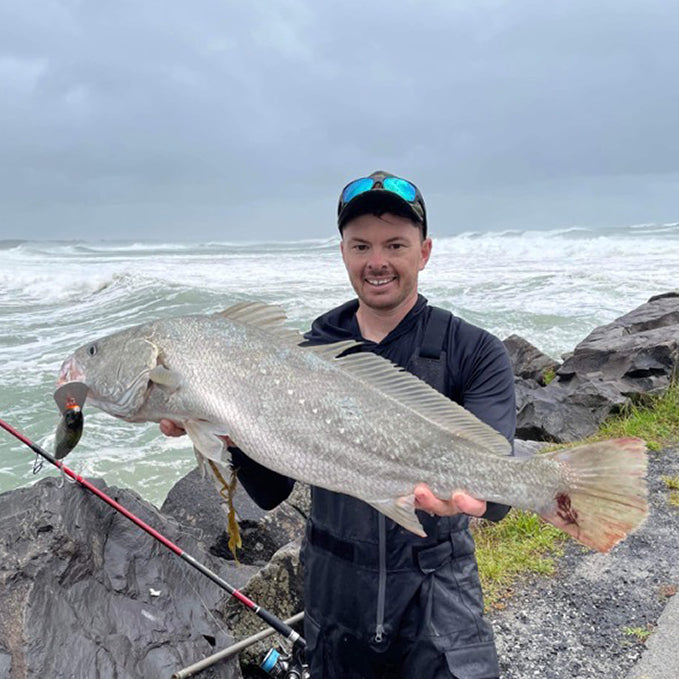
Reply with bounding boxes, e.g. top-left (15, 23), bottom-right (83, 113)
top-left (163, 469), bottom-right (308, 677)
top-left (162, 467), bottom-right (307, 569)
top-left (516, 292), bottom-right (679, 442)
top-left (224, 540), bottom-right (304, 671)
top-left (503, 334), bottom-right (560, 385)
top-left (0, 477), bottom-right (241, 679)
top-left (557, 291), bottom-right (679, 394)
top-left (516, 376), bottom-right (628, 442)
